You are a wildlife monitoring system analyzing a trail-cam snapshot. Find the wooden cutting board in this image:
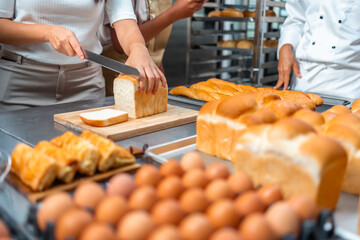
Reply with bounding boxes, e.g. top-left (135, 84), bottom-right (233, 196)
top-left (54, 105), bottom-right (198, 141)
